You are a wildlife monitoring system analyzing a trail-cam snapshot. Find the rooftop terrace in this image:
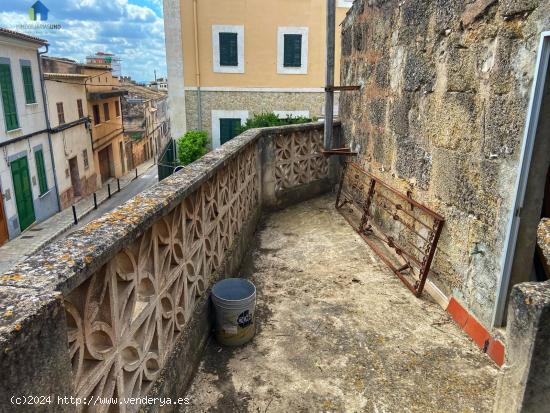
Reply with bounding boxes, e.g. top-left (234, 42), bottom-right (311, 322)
top-left (185, 194), bottom-right (498, 412)
top-left (0, 122), bottom-right (543, 412)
